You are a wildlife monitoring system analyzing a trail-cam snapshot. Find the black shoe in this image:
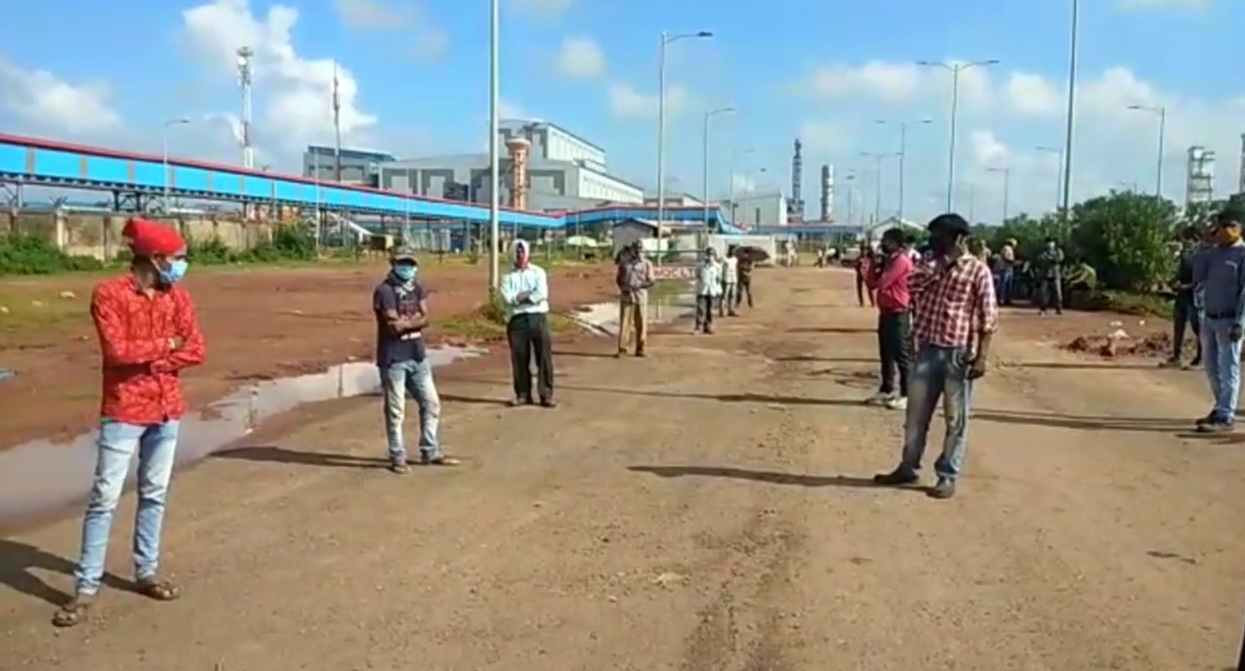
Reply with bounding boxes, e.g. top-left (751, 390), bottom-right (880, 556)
top-left (1195, 411), bottom-right (1218, 427)
top-left (1188, 357), bottom-right (1202, 368)
top-left (873, 467), bottom-right (919, 486)
top-left (926, 478), bottom-right (956, 499)
top-left (508, 397), bottom-right (534, 407)
top-left (635, 349), bottom-right (646, 357)
top-left (1196, 420), bottom-right (1234, 434)
top-left (539, 398), bottom-right (558, 408)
